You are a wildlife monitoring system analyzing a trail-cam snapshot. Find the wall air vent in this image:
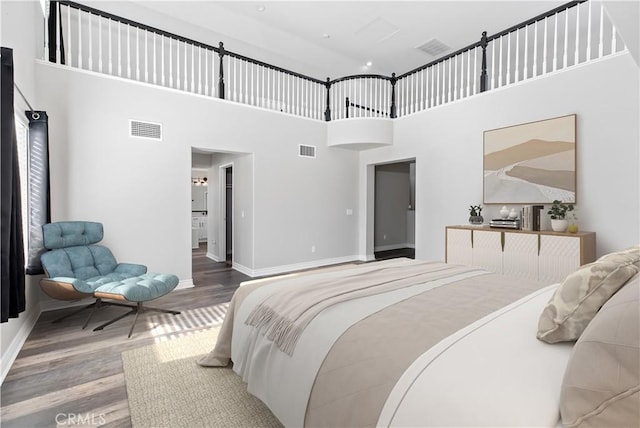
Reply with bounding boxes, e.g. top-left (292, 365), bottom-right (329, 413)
top-left (299, 144), bottom-right (316, 158)
top-left (415, 38), bottom-right (451, 57)
top-left (130, 120), bottom-right (163, 140)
